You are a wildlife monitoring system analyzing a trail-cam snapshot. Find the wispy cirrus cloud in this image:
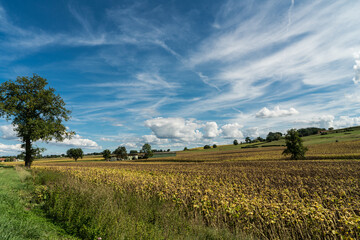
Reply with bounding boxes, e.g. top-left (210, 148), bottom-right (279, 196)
top-left (182, 0), bottom-right (360, 117)
top-left (353, 51), bottom-right (360, 84)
